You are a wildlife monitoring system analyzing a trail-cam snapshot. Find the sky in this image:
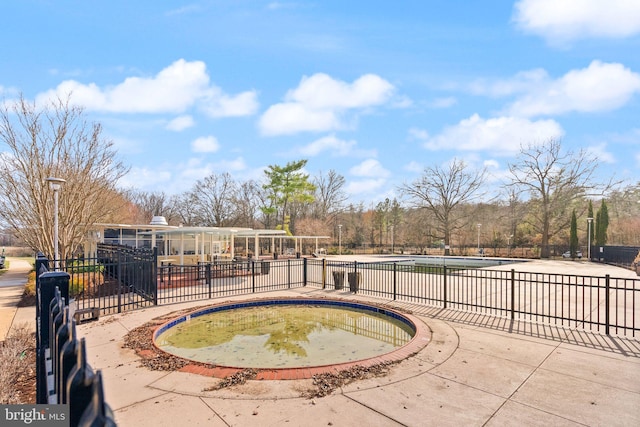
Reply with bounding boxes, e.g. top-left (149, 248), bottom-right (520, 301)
top-left (1, 0), bottom-right (639, 204)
